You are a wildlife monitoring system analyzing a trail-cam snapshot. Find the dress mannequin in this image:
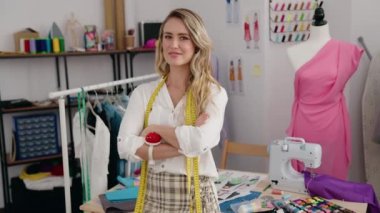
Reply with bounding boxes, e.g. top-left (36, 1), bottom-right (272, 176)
top-left (287, 7), bottom-right (331, 71)
top-left (285, 6), bottom-right (364, 179)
